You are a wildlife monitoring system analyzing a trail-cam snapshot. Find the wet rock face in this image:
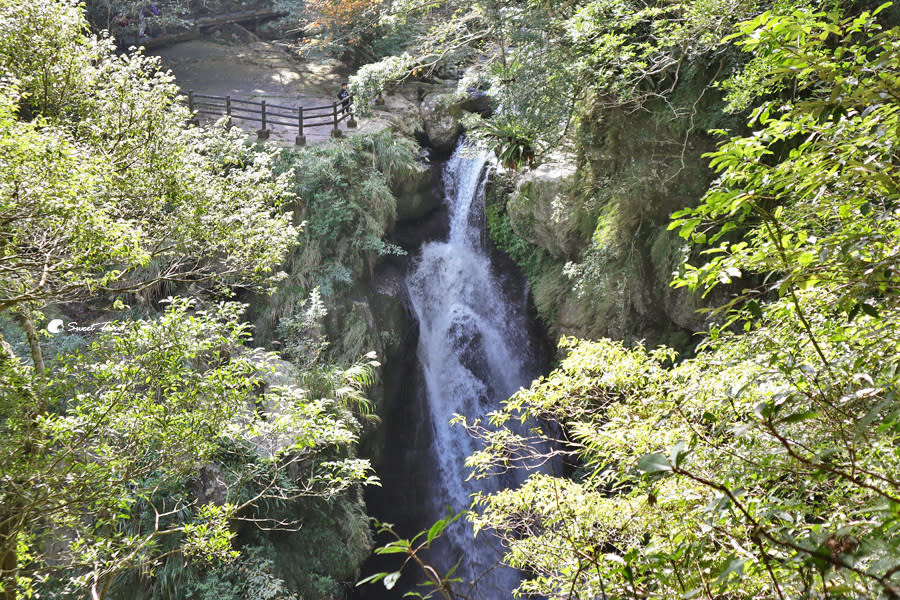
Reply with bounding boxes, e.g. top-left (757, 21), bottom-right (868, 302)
top-left (446, 308), bottom-right (494, 405)
top-left (193, 464), bottom-right (228, 505)
top-left (362, 82), bottom-right (495, 161)
top-left (393, 157), bottom-right (441, 222)
top-left (362, 93), bottom-right (426, 141)
top-left (456, 87), bottom-right (493, 116)
top-left (493, 104), bottom-right (725, 347)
